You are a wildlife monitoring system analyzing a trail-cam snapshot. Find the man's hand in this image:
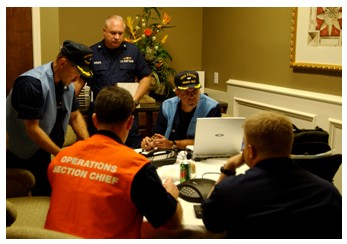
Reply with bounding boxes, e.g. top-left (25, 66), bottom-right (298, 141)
top-left (163, 178), bottom-right (179, 200)
top-left (141, 133), bottom-right (172, 150)
top-left (224, 153), bottom-right (245, 171)
top-left (141, 136), bottom-right (155, 151)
